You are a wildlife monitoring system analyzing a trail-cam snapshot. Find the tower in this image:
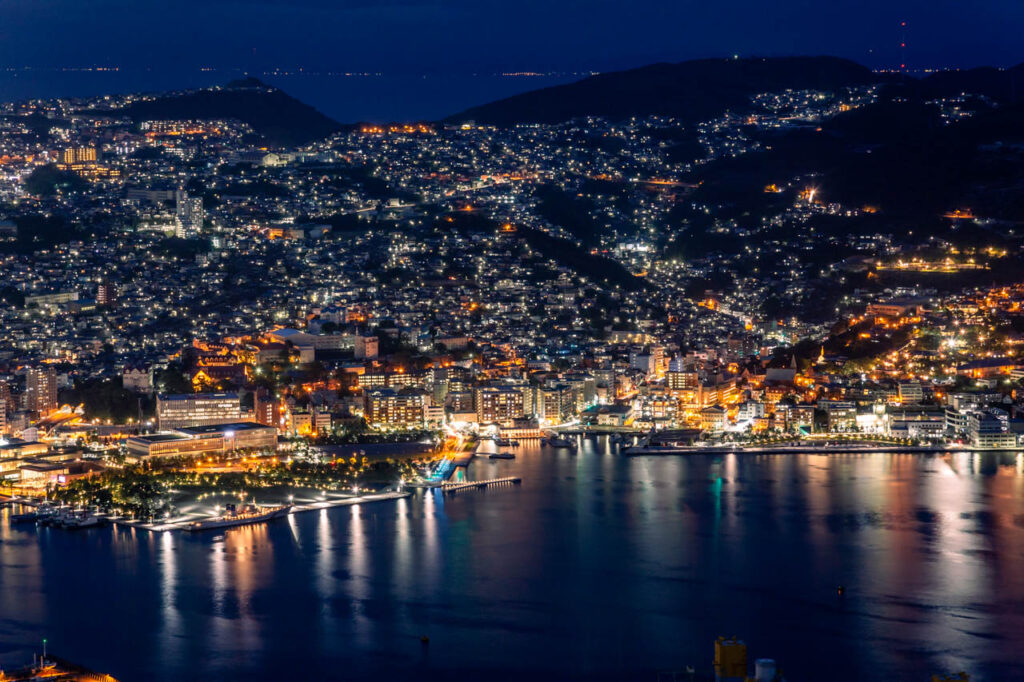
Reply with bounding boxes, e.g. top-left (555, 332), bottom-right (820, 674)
top-left (26, 366), bottom-right (58, 416)
top-left (175, 190), bottom-right (204, 238)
